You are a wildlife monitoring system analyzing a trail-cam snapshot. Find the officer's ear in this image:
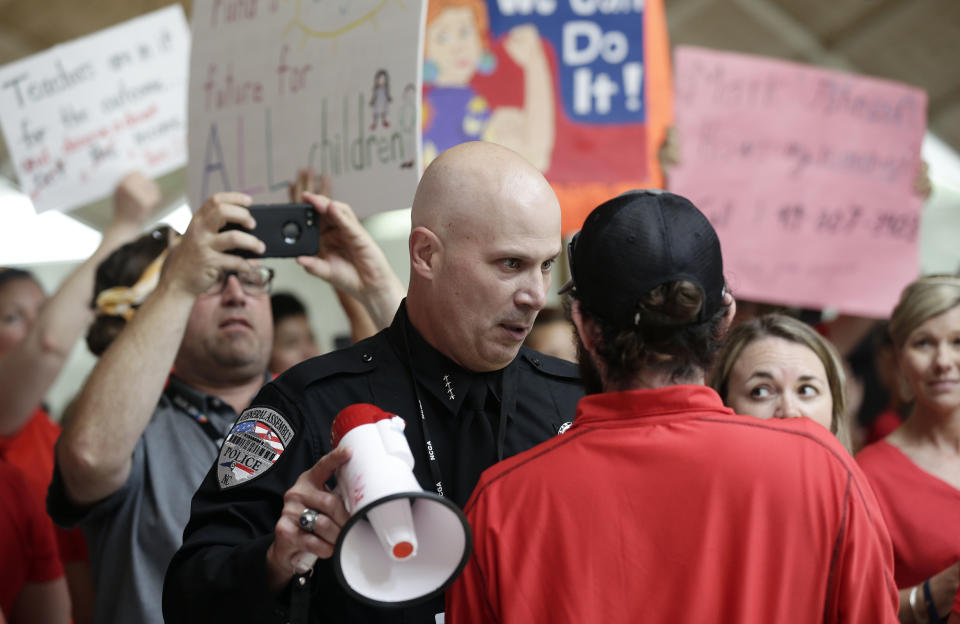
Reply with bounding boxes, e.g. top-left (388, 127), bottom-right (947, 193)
top-left (409, 226), bottom-right (442, 280)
